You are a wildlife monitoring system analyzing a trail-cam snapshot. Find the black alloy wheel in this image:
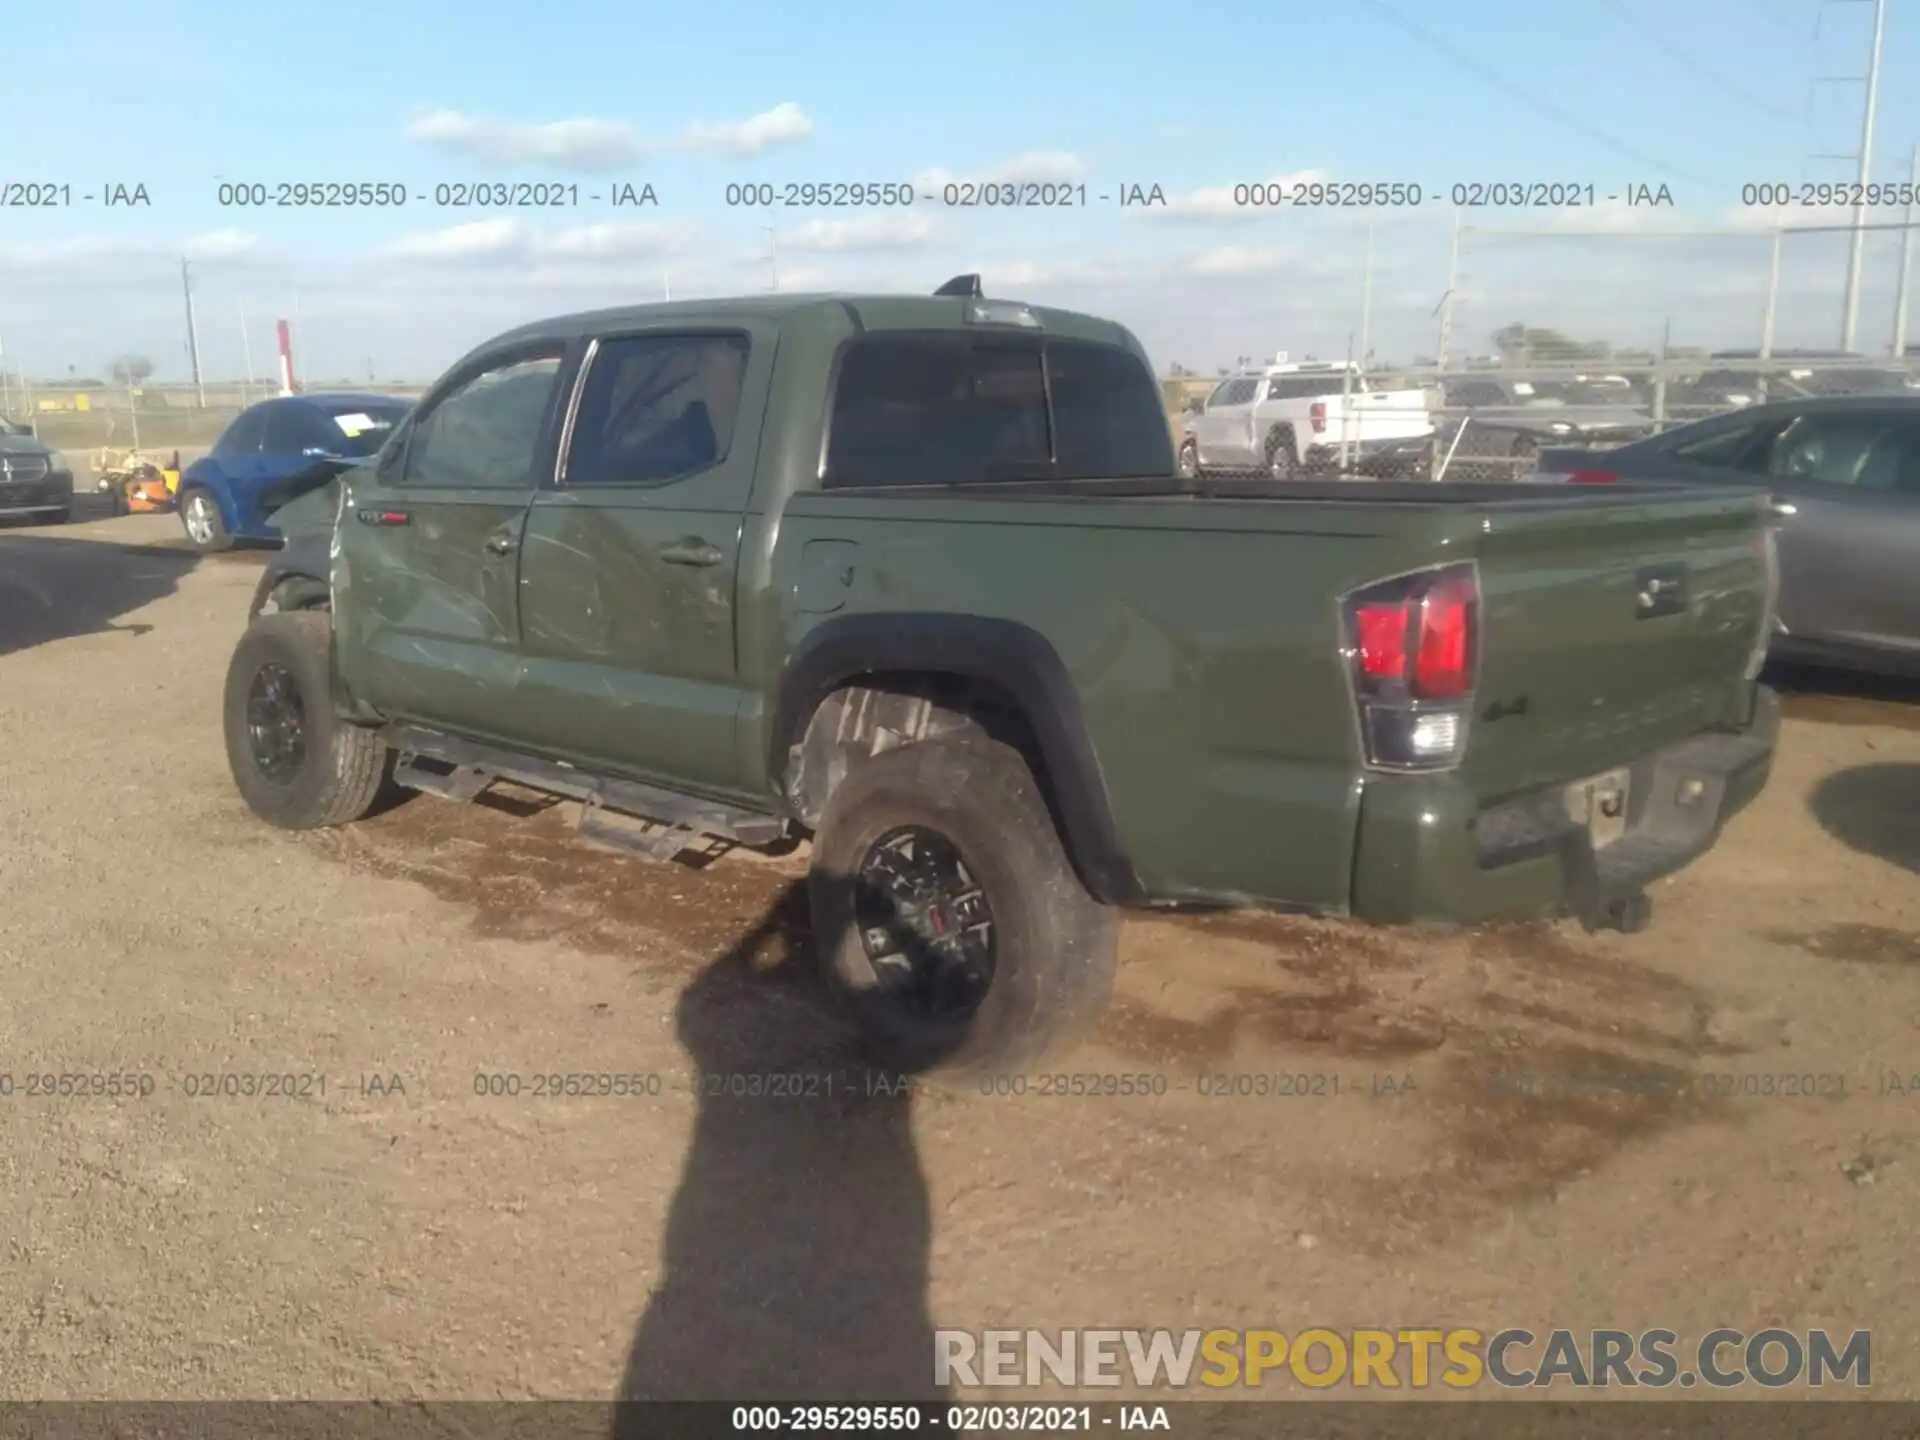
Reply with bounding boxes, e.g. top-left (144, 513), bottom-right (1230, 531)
top-left (853, 825), bottom-right (997, 1025)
